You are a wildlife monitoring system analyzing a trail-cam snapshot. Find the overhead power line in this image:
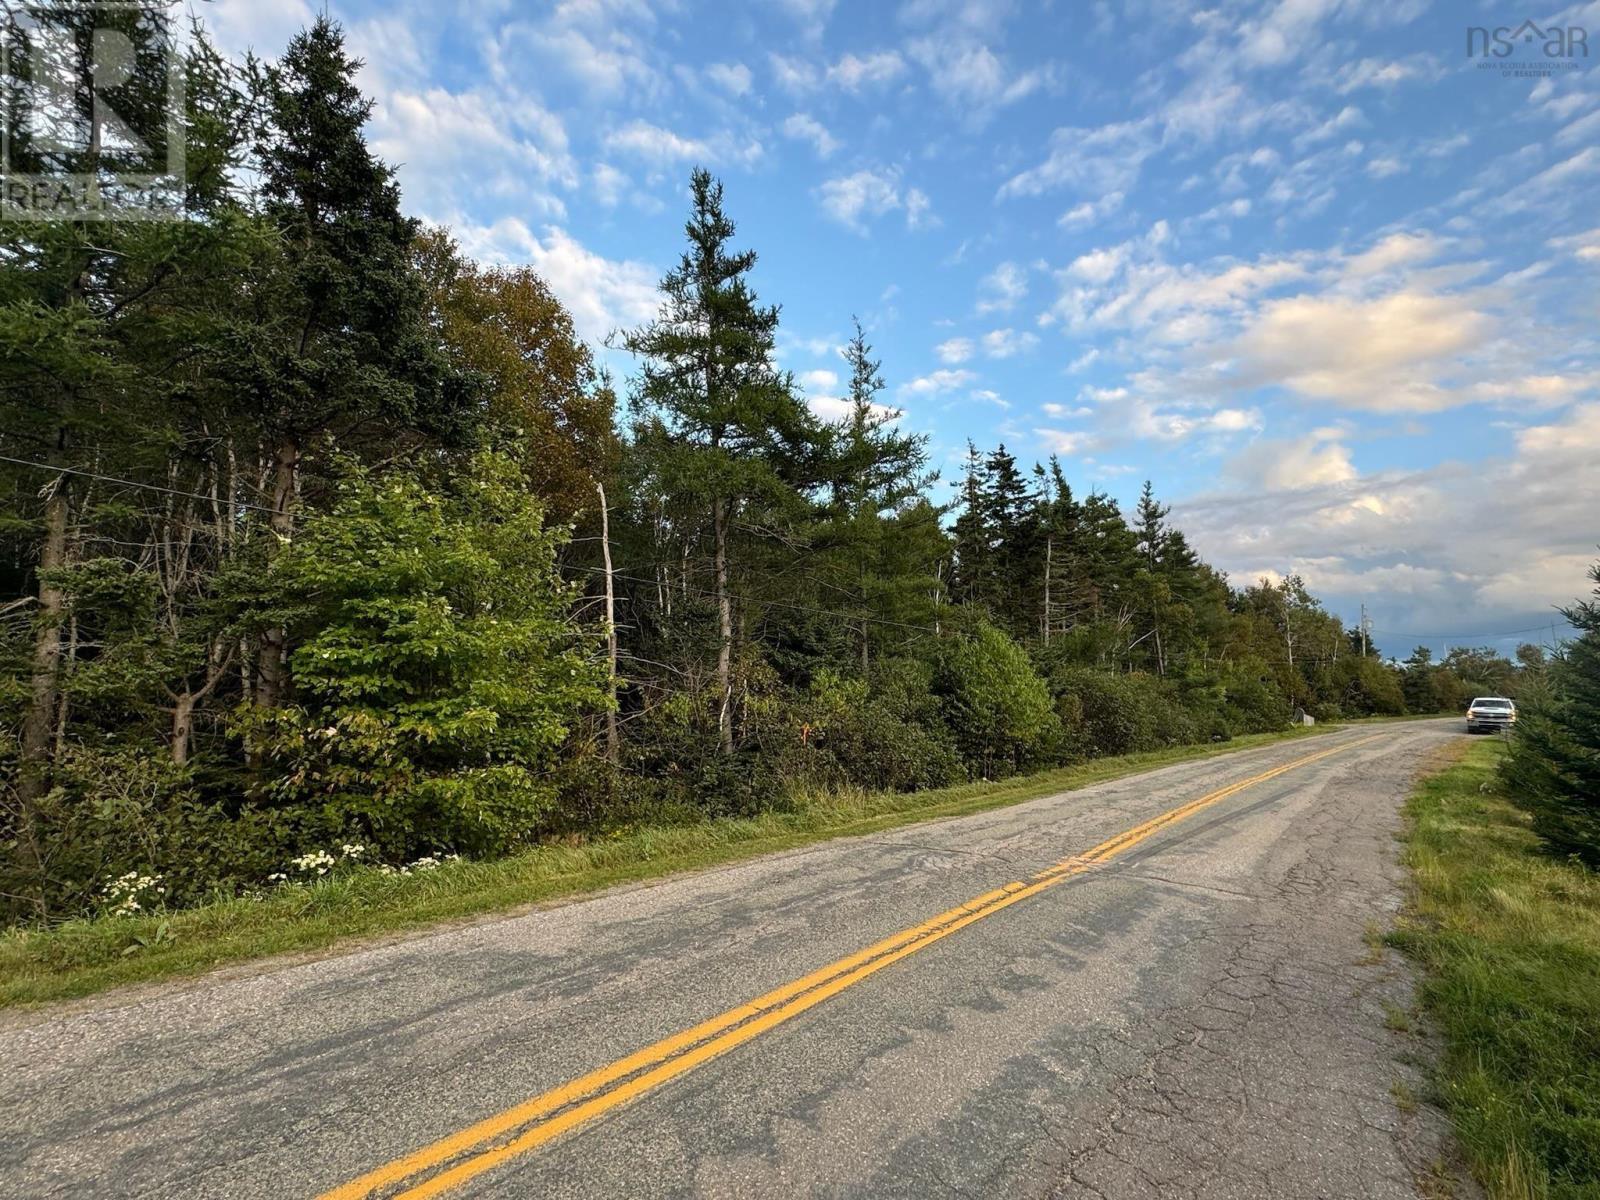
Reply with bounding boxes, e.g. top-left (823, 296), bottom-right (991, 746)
top-left (1372, 622), bottom-right (1568, 642)
top-left (0, 453), bottom-right (283, 515)
top-left (564, 562), bottom-right (945, 636)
